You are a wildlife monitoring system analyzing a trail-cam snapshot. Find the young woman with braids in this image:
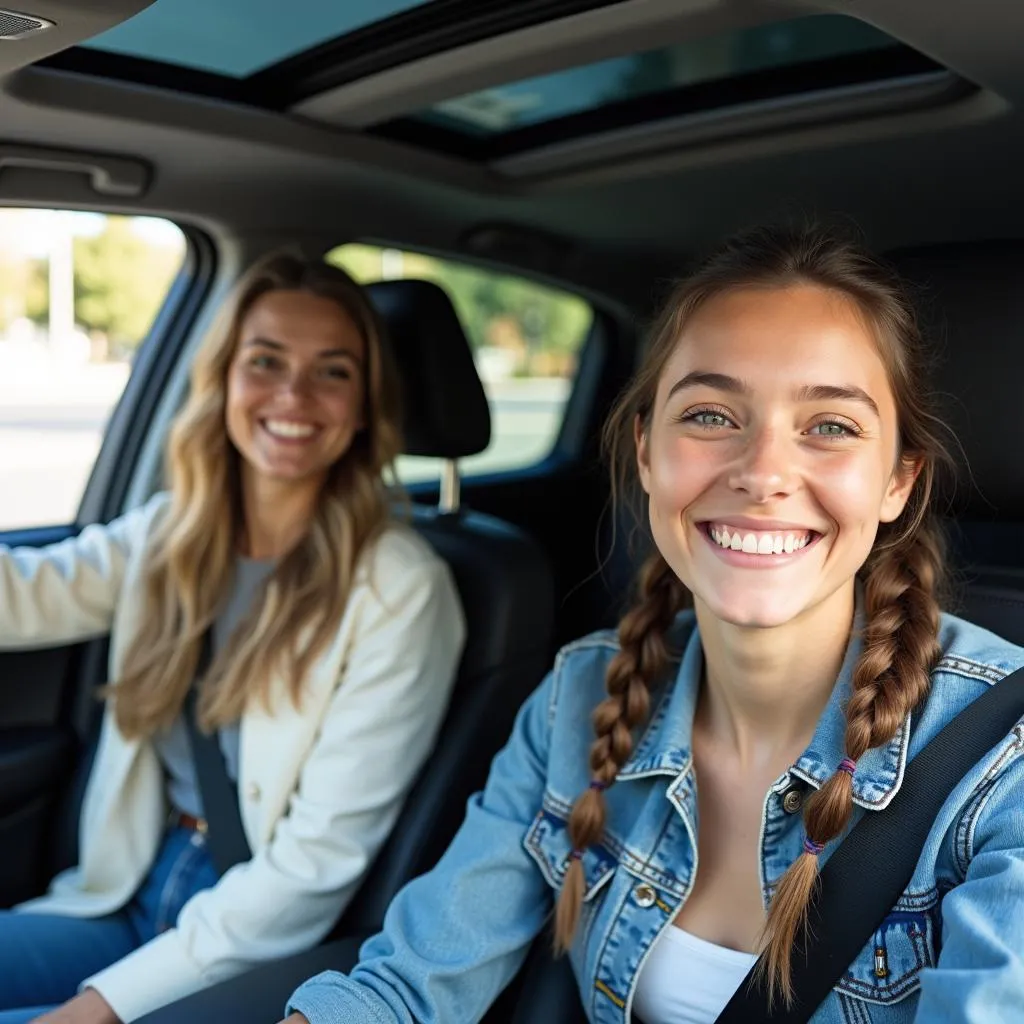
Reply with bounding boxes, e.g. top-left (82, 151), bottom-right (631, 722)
top-left (0, 254), bottom-right (465, 1024)
top-left (280, 224), bottom-right (1024, 1024)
